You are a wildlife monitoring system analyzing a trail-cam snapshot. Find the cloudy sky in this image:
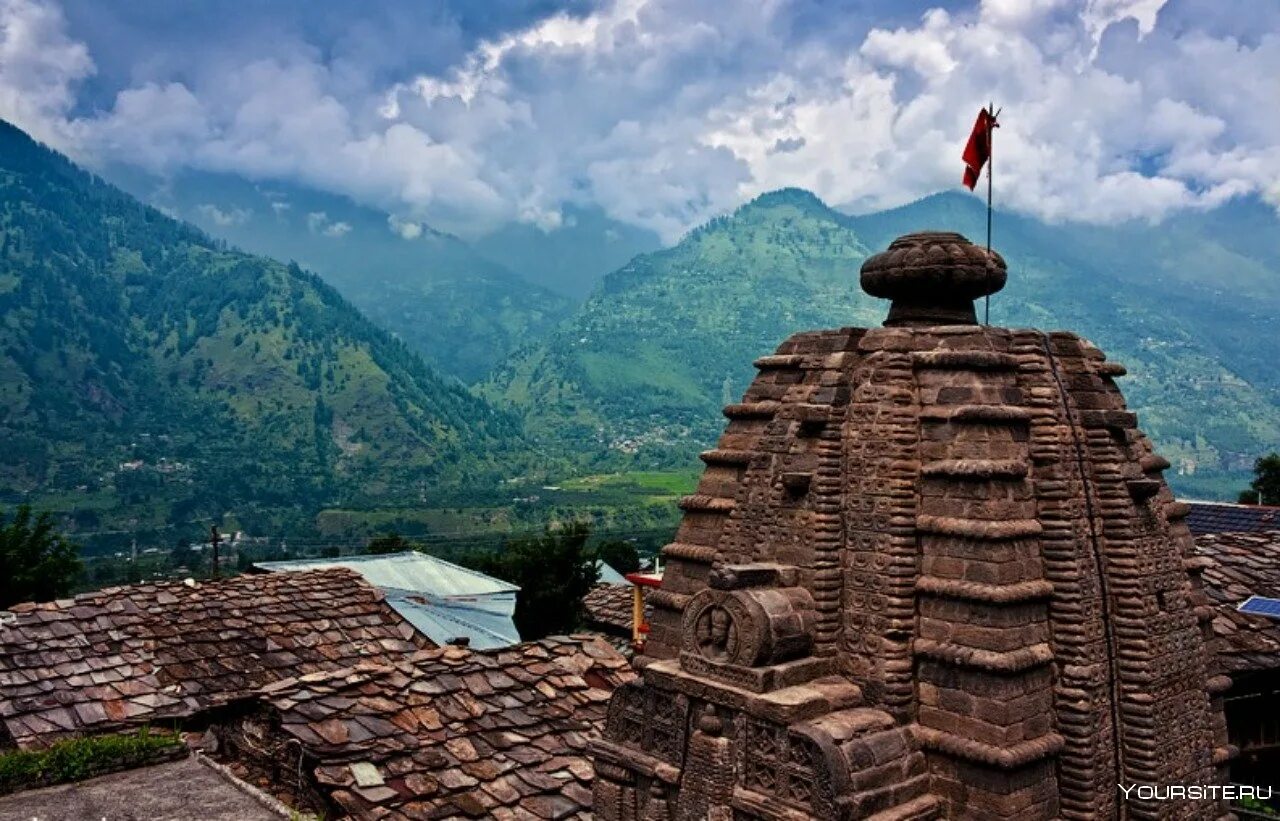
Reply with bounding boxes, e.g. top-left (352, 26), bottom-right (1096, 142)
top-left (0, 0), bottom-right (1276, 241)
